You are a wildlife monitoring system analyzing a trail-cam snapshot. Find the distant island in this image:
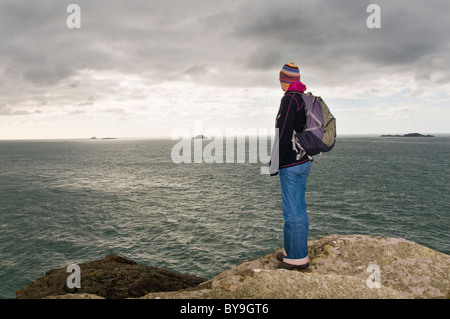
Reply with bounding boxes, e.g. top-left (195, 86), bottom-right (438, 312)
top-left (193, 135), bottom-right (208, 140)
top-left (381, 133), bottom-right (434, 138)
top-left (90, 137), bottom-right (118, 140)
